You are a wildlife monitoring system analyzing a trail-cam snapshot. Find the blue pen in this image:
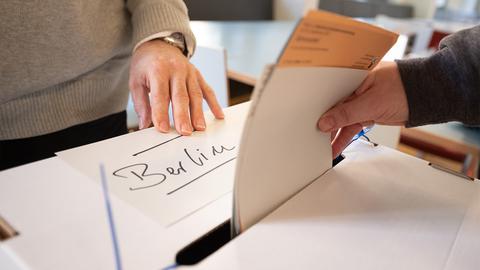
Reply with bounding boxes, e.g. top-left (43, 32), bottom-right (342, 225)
top-left (335, 125), bottom-right (375, 164)
top-left (351, 125), bottom-right (374, 143)
top-left (342, 125), bottom-right (375, 153)
top-left (100, 163), bottom-right (123, 270)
